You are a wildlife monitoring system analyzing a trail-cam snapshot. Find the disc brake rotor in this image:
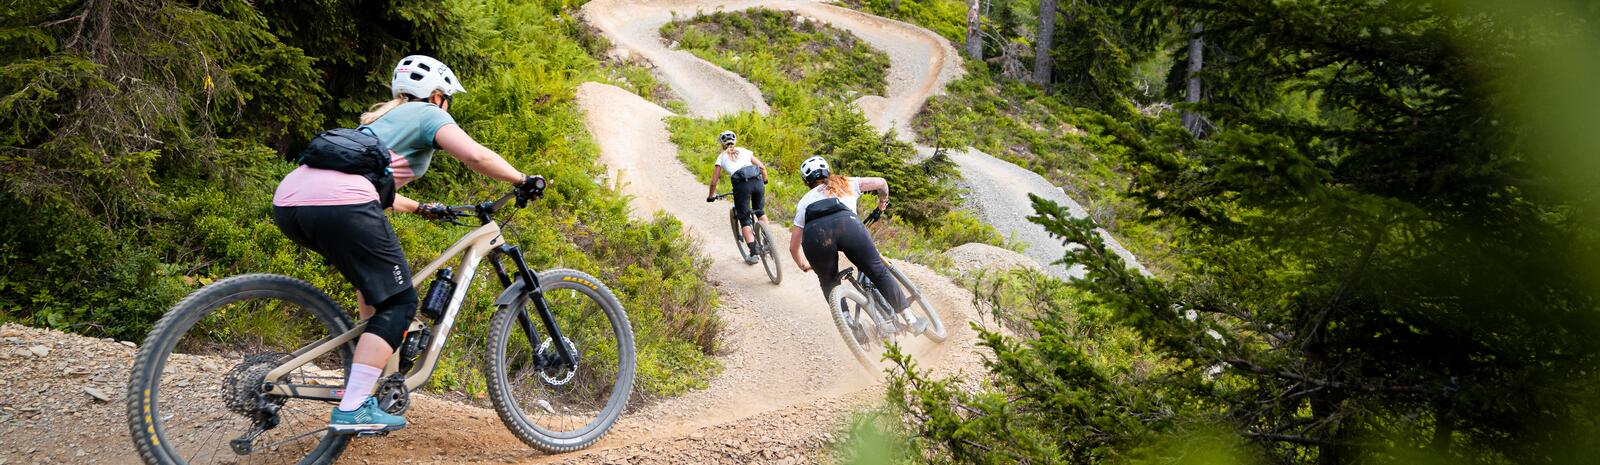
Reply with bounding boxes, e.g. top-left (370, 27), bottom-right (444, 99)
top-left (537, 336), bottom-right (579, 386)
